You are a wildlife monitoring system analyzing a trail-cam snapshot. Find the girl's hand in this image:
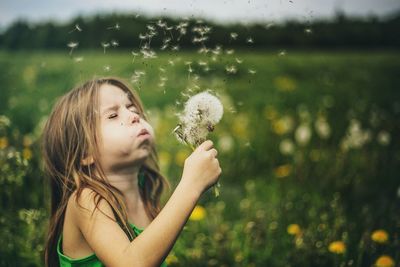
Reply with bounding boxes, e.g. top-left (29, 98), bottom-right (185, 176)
top-left (181, 140), bottom-right (222, 196)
